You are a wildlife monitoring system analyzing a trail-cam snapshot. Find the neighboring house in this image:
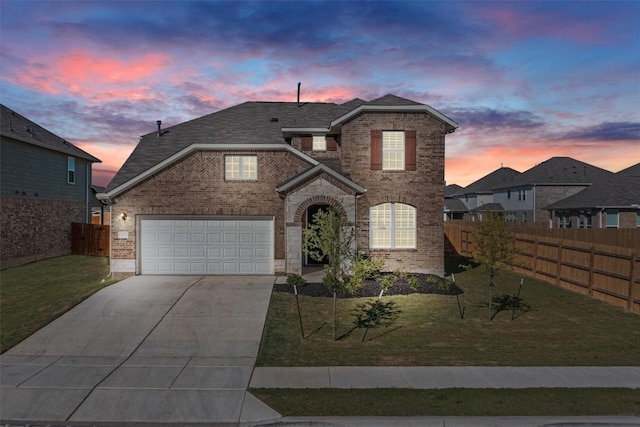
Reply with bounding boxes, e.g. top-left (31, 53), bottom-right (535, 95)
top-left (545, 163), bottom-right (640, 228)
top-left (444, 184), bottom-right (466, 221)
top-left (492, 157), bottom-right (614, 223)
top-left (90, 185), bottom-right (111, 225)
top-left (100, 94), bottom-right (458, 276)
top-left (450, 167), bottom-right (521, 221)
top-left (0, 104), bottom-right (101, 268)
